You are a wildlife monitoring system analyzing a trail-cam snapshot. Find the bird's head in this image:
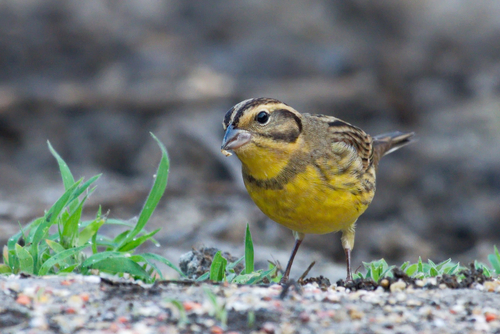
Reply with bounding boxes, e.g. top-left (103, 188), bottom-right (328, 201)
top-left (221, 98), bottom-right (304, 161)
